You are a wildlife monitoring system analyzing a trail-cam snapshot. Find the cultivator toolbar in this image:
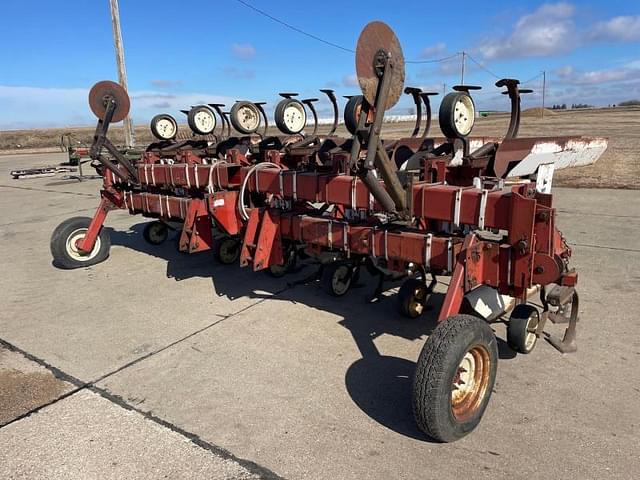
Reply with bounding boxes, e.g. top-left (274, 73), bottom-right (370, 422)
top-left (51, 21), bottom-right (607, 442)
